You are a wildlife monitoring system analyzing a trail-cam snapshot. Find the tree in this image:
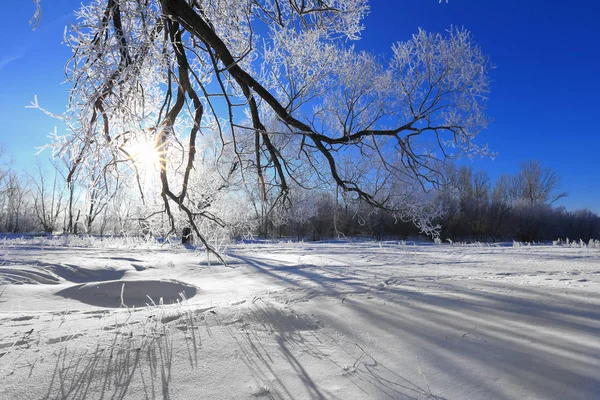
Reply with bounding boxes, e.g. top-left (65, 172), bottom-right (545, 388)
top-left (493, 161), bottom-right (567, 242)
top-left (496, 160), bottom-right (567, 205)
top-left (0, 171), bottom-right (32, 233)
top-left (30, 160), bottom-right (66, 233)
top-left (38, 0), bottom-right (491, 257)
top-left (0, 147), bottom-right (37, 233)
